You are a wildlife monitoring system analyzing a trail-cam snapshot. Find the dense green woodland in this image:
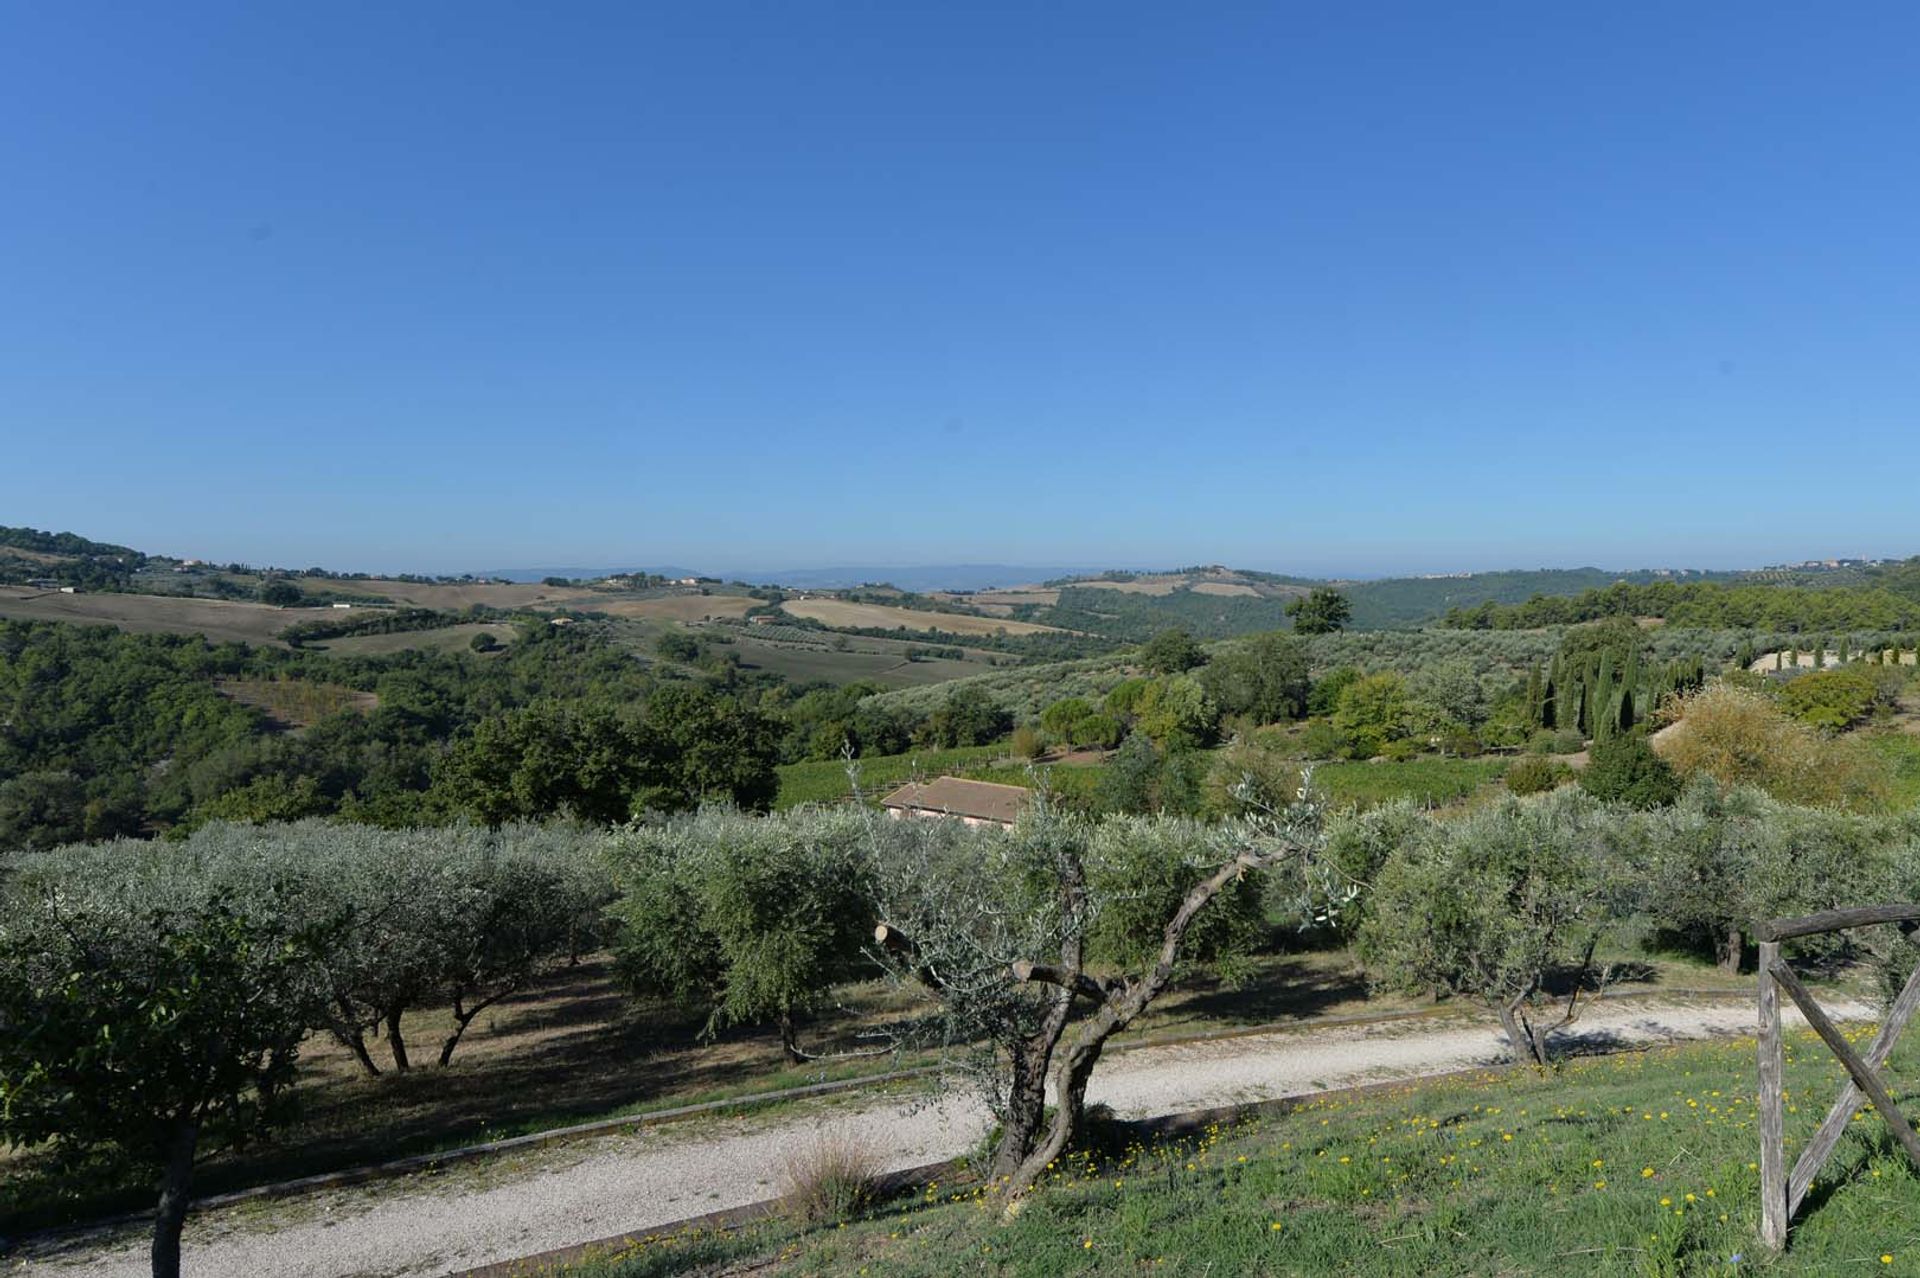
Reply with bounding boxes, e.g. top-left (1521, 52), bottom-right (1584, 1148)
top-left (1445, 570), bottom-right (1920, 631)
top-left (0, 620), bottom-right (783, 846)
